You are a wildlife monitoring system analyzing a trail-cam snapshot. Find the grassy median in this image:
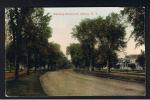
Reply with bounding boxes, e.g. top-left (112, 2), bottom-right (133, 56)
top-left (6, 71), bottom-right (47, 96)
